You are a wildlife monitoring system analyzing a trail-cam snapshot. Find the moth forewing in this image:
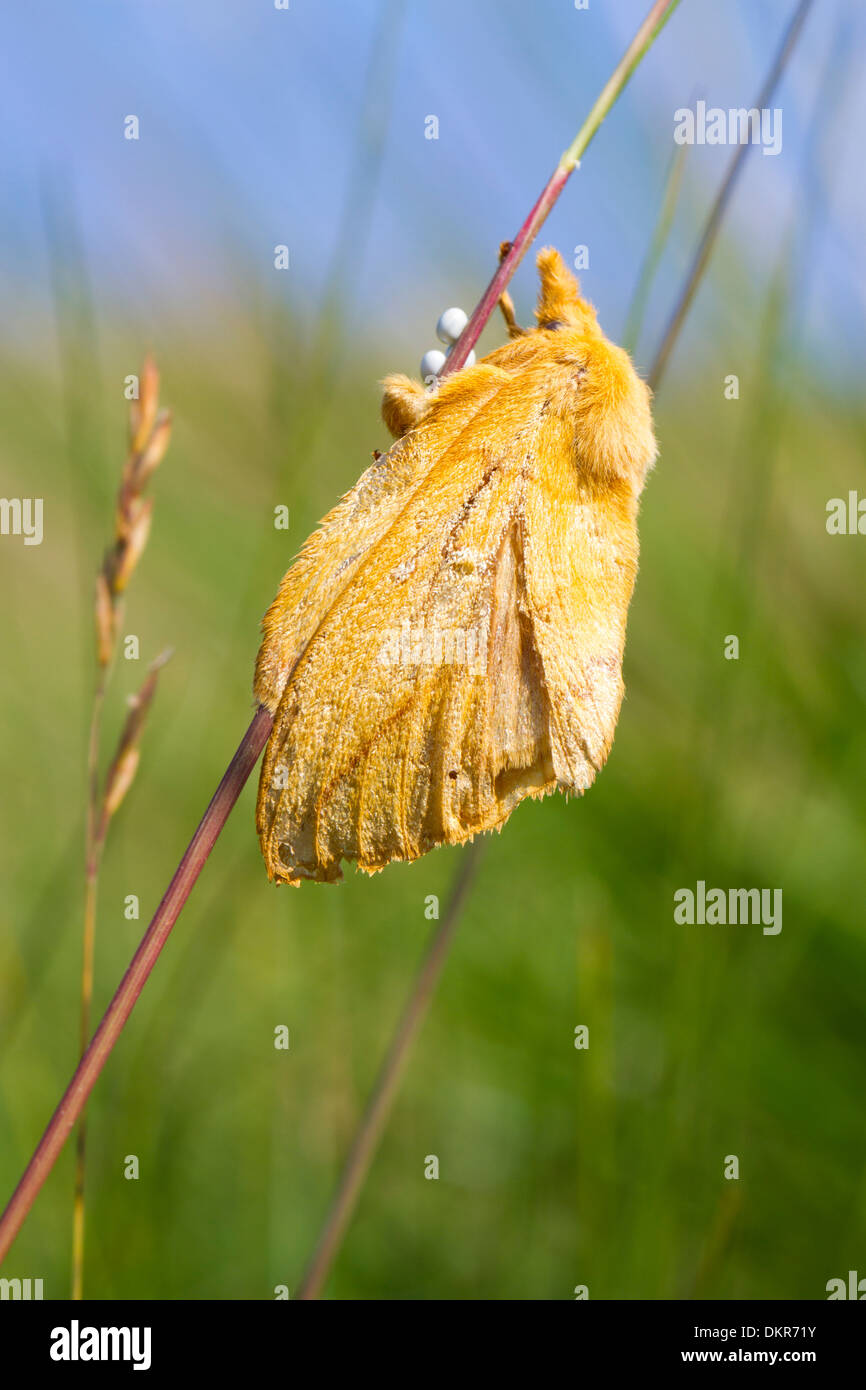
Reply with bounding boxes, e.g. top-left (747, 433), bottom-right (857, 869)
top-left (255, 247), bottom-right (656, 884)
